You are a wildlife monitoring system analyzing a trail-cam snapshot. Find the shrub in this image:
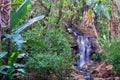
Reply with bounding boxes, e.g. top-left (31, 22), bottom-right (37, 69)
top-left (105, 40), bottom-right (120, 75)
top-left (92, 53), bottom-right (105, 62)
top-left (23, 26), bottom-right (72, 79)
